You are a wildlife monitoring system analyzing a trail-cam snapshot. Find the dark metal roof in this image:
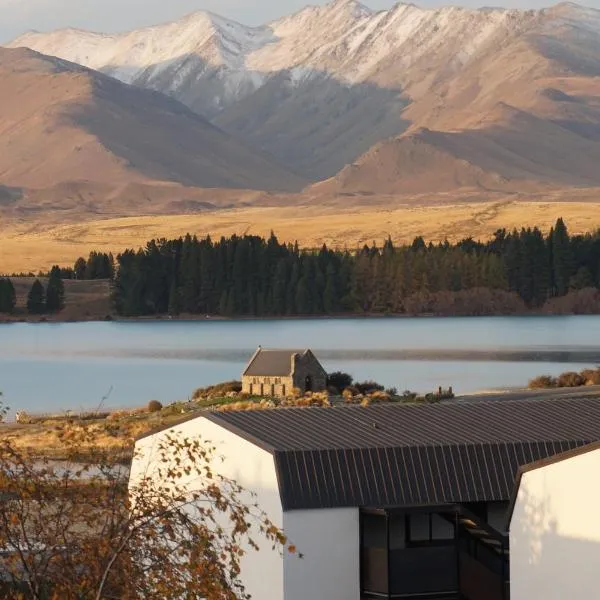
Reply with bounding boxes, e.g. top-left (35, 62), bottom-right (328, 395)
top-left (243, 348), bottom-right (310, 377)
top-left (204, 398), bottom-right (600, 511)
